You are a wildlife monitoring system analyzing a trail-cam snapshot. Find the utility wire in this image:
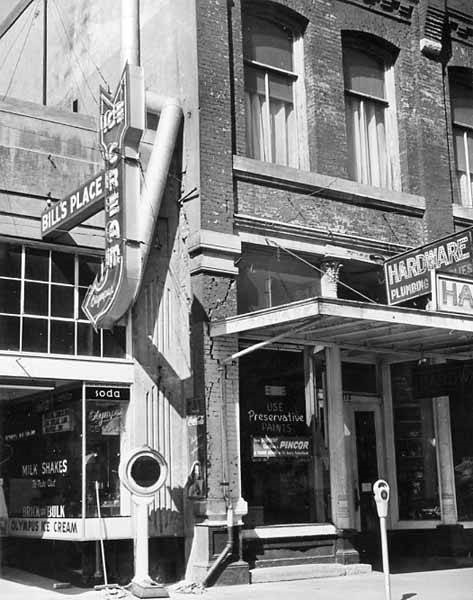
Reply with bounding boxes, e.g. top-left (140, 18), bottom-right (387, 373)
top-left (51, 0), bottom-right (110, 94)
top-left (2, 0), bottom-right (40, 101)
top-left (265, 237), bottom-right (377, 304)
top-left (50, 0), bottom-right (98, 105)
top-left (0, 1), bottom-right (34, 74)
top-left (0, 122), bottom-right (101, 154)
